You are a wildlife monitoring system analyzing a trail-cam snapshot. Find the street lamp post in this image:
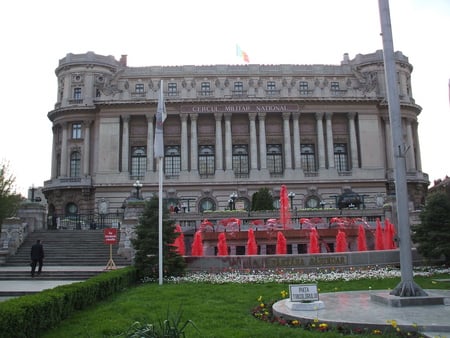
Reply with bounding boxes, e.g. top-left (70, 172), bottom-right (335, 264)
top-left (288, 192), bottom-right (295, 211)
top-left (133, 180), bottom-right (143, 199)
top-left (230, 192), bottom-right (238, 210)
